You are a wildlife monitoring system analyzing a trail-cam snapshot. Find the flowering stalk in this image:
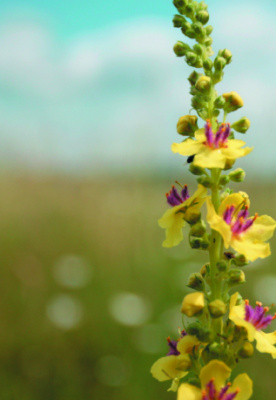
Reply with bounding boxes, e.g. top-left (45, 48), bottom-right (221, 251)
top-left (151, 1), bottom-right (276, 399)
